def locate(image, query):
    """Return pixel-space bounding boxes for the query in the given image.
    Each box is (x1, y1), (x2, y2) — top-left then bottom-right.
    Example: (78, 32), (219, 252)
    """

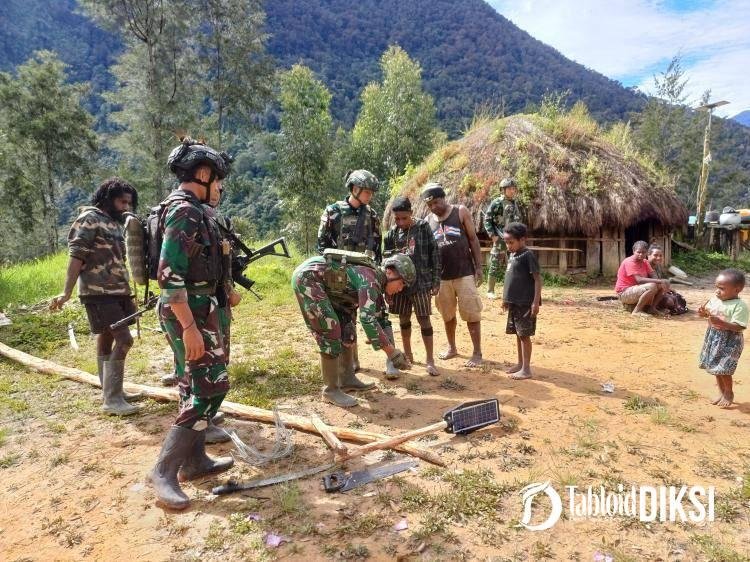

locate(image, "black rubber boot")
(101, 360), (140, 416)
(178, 428), (234, 481)
(148, 425), (195, 509)
(339, 346), (375, 391)
(321, 353), (357, 407)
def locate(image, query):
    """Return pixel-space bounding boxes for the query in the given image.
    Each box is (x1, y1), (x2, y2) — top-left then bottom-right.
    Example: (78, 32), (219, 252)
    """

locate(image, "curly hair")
(719, 268), (746, 289)
(504, 222), (528, 240)
(90, 177), (138, 212)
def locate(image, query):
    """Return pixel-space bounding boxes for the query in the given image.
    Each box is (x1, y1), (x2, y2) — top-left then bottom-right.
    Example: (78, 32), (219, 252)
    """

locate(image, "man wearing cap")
(384, 196), (441, 376)
(422, 183), (484, 367)
(484, 178), (523, 298)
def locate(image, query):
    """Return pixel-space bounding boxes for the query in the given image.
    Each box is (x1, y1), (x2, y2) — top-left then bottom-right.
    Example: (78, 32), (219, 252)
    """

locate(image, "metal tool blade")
(212, 462), (335, 495)
(340, 460), (418, 492)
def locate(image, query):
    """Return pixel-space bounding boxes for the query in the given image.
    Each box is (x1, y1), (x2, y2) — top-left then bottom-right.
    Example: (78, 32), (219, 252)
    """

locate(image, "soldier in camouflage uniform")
(483, 178), (524, 298)
(317, 169), (394, 376)
(148, 138), (235, 510)
(292, 251), (413, 407)
(51, 177), (142, 416)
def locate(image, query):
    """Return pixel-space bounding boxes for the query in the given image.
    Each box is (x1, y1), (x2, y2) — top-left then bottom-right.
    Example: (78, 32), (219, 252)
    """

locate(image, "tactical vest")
(155, 192), (222, 289)
(322, 249), (378, 306)
(337, 200), (376, 256)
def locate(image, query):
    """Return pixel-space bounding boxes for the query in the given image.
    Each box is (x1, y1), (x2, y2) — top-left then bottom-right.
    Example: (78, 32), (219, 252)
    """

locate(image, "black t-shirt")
(502, 248), (540, 305)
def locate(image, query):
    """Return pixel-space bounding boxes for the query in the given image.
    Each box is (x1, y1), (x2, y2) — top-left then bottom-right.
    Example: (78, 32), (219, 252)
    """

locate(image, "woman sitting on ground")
(647, 245), (688, 315)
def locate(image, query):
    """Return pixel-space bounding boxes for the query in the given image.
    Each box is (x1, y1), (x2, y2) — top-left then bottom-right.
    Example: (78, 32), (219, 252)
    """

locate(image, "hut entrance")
(625, 221), (651, 256)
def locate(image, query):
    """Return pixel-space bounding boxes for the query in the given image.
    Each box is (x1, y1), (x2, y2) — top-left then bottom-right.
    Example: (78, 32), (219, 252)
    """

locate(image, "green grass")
(0, 252), (68, 309)
(673, 250), (750, 276)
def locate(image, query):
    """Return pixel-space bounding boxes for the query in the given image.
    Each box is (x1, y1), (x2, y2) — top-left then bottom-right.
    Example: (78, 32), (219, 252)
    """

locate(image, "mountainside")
(265, 0), (646, 132)
(732, 110), (750, 128)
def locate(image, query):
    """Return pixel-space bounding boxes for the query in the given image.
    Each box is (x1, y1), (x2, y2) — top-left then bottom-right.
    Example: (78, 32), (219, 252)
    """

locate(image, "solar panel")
(443, 399), (500, 435)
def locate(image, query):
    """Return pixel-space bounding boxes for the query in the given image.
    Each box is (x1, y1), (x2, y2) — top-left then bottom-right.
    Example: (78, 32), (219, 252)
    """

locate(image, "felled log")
(0, 341), (444, 465)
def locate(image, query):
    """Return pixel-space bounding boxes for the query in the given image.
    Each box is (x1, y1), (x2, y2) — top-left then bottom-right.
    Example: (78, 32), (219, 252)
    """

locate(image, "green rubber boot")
(321, 353), (357, 408)
(339, 346), (375, 391)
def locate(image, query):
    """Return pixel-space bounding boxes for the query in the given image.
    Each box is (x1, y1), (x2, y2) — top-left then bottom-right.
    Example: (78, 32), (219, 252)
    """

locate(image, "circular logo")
(520, 481), (563, 531)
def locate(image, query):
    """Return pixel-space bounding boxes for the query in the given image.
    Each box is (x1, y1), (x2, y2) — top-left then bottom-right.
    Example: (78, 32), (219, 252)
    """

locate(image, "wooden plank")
(527, 246), (582, 252)
(586, 238), (601, 274)
(0, 341), (445, 466)
(601, 227), (620, 276)
(558, 240), (568, 274)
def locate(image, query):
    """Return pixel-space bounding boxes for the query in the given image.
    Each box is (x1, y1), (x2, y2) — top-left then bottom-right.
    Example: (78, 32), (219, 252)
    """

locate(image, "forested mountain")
(264, 0), (647, 133)
(732, 111), (750, 128)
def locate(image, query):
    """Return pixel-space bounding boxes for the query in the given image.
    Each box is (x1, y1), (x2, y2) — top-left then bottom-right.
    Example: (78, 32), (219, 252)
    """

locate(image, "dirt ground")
(1, 278), (750, 562)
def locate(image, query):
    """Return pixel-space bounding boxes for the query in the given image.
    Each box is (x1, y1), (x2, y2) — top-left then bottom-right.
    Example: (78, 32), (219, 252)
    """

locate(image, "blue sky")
(488, 0), (750, 117)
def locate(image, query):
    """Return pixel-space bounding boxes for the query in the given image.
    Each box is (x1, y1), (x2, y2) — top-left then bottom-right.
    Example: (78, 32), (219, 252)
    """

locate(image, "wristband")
(182, 320), (195, 331)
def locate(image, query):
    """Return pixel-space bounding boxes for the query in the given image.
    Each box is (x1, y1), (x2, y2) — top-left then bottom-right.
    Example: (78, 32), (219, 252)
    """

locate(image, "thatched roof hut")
(387, 108), (688, 275)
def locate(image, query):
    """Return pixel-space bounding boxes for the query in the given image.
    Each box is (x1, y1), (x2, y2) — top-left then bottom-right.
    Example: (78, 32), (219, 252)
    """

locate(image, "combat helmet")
(344, 169), (379, 192)
(500, 177), (517, 189)
(167, 137), (233, 185)
(383, 254), (416, 287)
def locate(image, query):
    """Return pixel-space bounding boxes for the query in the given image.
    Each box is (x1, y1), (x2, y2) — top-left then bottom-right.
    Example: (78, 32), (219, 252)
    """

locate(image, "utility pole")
(695, 100), (729, 241)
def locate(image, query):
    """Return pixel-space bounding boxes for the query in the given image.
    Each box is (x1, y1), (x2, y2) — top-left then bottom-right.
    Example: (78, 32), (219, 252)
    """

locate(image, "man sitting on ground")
(614, 240), (670, 316)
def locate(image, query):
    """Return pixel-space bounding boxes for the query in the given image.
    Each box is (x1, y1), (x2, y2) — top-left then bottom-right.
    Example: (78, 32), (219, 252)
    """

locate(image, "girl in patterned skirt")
(698, 269), (748, 408)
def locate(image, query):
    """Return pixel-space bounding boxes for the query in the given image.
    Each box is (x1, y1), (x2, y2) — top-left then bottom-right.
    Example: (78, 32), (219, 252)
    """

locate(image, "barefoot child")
(384, 196), (441, 376)
(502, 223), (542, 380)
(698, 268), (748, 408)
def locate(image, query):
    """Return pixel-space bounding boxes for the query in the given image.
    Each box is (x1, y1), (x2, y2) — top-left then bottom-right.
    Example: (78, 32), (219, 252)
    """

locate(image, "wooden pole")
(0, 341), (444, 466)
(310, 413), (348, 456)
(339, 421), (449, 463)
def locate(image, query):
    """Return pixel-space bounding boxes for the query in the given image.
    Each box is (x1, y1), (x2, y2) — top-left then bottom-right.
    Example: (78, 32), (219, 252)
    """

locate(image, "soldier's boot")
(321, 353), (357, 408)
(178, 427), (234, 482)
(161, 371), (178, 386)
(383, 326), (403, 380)
(352, 343), (361, 373)
(204, 419), (231, 444)
(98, 354), (142, 400)
(339, 346), (375, 391)
(148, 425), (194, 510)
(486, 276), (497, 299)
(102, 360), (141, 416)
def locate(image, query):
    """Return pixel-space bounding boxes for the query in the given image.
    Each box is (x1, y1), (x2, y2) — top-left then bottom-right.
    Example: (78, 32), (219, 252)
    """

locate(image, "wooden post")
(586, 237), (601, 275)
(601, 227), (620, 276)
(558, 240), (568, 274)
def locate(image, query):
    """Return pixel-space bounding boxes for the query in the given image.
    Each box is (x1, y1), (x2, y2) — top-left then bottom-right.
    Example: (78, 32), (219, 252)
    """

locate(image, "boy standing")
(502, 223), (542, 380)
(384, 196), (441, 376)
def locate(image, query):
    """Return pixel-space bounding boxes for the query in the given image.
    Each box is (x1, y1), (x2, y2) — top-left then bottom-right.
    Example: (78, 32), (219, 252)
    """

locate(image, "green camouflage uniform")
(291, 256), (392, 356)
(317, 197), (382, 263)
(68, 206), (132, 297)
(483, 196), (523, 280)
(157, 191), (228, 428)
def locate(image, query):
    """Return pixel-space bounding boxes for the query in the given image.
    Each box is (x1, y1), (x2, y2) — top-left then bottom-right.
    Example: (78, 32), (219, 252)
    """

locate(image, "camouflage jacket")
(317, 197), (382, 264)
(483, 197), (523, 237)
(297, 256), (391, 350)
(67, 206), (131, 297)
(157, 191), (222, 304)
(383, 218), (440, 294)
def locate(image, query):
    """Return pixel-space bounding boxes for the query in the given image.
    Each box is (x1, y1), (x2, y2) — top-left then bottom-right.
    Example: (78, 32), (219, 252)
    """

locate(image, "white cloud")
(488, 0), (750, 116)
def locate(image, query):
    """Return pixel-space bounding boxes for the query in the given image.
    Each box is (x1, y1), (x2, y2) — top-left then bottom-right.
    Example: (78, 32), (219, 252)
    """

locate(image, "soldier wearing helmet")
(148, 137), (235, 510)
(292, 249), (412, 407)
(483, 177), (523, 298)
(317, 169), (384, 376)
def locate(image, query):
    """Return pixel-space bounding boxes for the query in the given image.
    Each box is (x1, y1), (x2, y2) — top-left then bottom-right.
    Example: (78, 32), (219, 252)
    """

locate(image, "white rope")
(224, 407), (294, 466)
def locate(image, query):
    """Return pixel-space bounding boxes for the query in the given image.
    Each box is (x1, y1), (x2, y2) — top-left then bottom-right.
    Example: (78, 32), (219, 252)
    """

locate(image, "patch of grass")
(340, 543), (370, 560)
(0, 251), (68, 309)
(531, 541), (554, 560)
(50, 453), (70, 467)
(650, 406), (671, 425)
(0, 452), (20, 468)
(228, 347), (319, 408)
(412, 512), (452, 541)
(0, 304), (88, 355)
(204, 520), (229, 551)
(339, 513), (387, 536)
(228, 513), (262, 536)
(673, 250), (750, 277)
(272, 482), (306, 516)
(690, 534), (750, 562)
(0, 427), (8, 446)
(404, 380), (424, 394)
(624, 395), (662, 412)
(439, 377), (466, 391)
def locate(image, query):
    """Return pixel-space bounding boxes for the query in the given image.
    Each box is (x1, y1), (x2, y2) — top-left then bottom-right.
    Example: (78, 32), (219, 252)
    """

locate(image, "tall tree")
(351, 45), (439, 207)
(194, 0), (274, 147)
(0, 51), (97, 256)
(80, 0), (200, 201)
(274, 64), (336, 253)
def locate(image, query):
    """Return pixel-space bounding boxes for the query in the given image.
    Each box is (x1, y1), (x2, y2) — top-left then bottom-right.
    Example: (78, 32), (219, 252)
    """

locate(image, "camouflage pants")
(159, 295), (229, 428)
(292, 269), (356, 357)
(488, 238), (508, 280)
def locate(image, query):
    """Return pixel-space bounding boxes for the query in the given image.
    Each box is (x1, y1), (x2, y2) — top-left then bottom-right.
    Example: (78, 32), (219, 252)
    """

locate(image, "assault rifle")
(109, 237), (291, 331)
